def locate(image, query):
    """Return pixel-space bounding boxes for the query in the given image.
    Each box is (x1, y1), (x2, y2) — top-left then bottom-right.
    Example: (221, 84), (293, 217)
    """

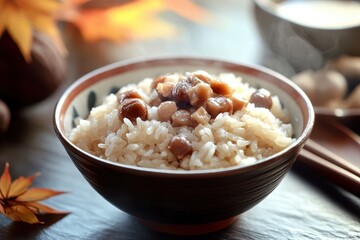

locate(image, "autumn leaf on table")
(0, 0), (66, 61)
(0, 163), (68, 224)
(56, 0), (211, 42)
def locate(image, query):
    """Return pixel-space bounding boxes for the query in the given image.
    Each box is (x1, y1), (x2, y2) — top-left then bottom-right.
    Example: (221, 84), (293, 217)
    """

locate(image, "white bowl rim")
(53, 56), (315, 177)
(254, 0), (360, 31)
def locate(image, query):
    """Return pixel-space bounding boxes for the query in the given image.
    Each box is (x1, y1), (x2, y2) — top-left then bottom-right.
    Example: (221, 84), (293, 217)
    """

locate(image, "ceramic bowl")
(53, 57), (314, 235)
(253, 0), (360, 71)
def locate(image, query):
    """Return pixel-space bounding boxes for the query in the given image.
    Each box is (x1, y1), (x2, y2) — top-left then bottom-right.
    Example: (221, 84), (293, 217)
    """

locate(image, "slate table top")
(1, 1), (359, 239)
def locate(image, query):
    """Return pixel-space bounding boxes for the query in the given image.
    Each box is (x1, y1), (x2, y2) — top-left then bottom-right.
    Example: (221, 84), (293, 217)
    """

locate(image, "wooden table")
(1, 1), (359, 239)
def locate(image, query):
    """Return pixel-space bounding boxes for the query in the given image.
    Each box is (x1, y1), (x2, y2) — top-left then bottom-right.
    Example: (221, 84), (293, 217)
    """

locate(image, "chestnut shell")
(0, 31), (66, 108)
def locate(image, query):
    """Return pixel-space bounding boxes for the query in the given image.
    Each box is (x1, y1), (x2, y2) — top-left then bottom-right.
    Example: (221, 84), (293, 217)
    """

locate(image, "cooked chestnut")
(151, 76), (166, 89)
(188, 82), (213, 107)
(292, 70), (347, 107)
(168, 135), (192, 159)
(156, 81), (176, 99)
(230, 95), (248, 112)
(119, 98), (148, 122)
(172, 82), (191, 107)
(171, 109), (195, 127)
(205, 97), (233, 118)
(148, 90), (162, 107)
(184, 74), (202, 86)
(191, 107), (211, 125)
(192, 70), (213, 84)
(249, 88), (272, 109)
(210, 79), (233, 96)
(158, 101), (177, 122)
(117, 90), (142, 103)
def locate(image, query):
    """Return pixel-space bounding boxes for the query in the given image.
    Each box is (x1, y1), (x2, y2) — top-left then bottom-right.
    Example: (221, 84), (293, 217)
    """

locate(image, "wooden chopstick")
(304, 138), (360, 178)
(298, 149), (360, 197)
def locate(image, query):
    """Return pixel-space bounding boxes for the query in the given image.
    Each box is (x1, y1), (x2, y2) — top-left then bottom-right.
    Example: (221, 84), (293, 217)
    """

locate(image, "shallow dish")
(53, 57), (314, 235)
(315, 106), (360, 120)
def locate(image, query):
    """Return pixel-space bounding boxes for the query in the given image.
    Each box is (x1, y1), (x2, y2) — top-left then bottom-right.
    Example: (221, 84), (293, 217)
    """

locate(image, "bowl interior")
(56, 57), (313, 171)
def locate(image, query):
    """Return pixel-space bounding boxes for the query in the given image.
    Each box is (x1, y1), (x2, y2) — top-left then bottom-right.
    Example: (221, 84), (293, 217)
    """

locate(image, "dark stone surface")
(0, 1), (359, 239)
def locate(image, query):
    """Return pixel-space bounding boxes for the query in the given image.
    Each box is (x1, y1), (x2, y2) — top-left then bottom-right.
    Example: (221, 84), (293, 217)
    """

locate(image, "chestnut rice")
(69, 71), (295, 170)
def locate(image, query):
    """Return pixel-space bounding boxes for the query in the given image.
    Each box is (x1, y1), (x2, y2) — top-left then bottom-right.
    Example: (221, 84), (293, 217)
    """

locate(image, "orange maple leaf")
(56, 0), (210, 42)
(0, 163), (68, 224)
(0, 0), (65, 62)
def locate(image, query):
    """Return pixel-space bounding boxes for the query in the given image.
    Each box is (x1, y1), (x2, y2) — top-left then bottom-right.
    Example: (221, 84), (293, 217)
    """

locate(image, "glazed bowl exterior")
(54, 57), (314, 234)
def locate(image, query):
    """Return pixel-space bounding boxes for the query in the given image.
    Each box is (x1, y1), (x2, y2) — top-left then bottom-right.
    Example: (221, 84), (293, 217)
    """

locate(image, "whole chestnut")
(0, 100), (10, 133)
(0, 30), (66, 108)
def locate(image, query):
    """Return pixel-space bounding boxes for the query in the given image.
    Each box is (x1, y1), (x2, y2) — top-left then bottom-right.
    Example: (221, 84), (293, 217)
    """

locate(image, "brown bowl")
(53, 57), (314, 235)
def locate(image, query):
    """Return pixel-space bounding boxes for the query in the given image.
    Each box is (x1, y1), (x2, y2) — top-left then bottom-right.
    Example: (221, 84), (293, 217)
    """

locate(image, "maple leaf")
(0, 163), (68, 224)
(56, 0), (210, 42)
(0, 0), (65, 62)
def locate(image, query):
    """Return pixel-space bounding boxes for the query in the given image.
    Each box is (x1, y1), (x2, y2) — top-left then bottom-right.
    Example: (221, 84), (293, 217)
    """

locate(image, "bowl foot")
(137, 216), (238, 235)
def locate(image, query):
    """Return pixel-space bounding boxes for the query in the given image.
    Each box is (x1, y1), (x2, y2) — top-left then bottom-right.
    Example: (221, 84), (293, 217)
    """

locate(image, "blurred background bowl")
(53, 57), (314, 235)
(253, 0), (360, 72)
(253, 0), (360, 131)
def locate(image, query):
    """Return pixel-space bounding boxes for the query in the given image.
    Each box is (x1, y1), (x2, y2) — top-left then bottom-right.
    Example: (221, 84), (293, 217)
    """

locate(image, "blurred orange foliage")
(56, 0), (210, 42)
(0, 0), (209, 61)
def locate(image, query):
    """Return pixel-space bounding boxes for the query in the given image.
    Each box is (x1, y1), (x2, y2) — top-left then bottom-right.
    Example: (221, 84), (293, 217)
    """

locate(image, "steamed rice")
(69, 72), (295, 170)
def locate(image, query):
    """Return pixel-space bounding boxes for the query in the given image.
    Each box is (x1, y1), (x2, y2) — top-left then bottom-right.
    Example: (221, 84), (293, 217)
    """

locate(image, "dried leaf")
(0, 163), (68, 224)
(8, 174), (39, 198)
(5, 205), (42, 224)
(16, 188), (65, 202)
(15, 0), (59, 14)
(6, 5), (33, 61)
(0, 162), (11, 200)
(27, 13), (67, 55)
(0, 2), (8, 37)
(72, 7), (176, 42)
